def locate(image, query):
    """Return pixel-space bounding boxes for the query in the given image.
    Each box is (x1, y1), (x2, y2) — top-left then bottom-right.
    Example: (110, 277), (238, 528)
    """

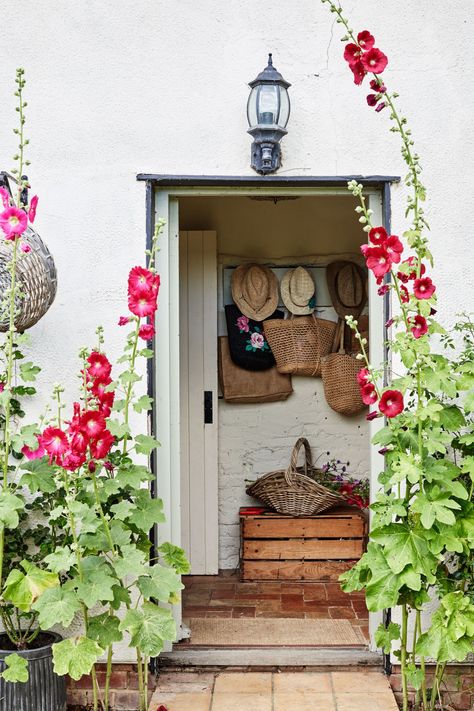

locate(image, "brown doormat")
(186, 617), (365, 647)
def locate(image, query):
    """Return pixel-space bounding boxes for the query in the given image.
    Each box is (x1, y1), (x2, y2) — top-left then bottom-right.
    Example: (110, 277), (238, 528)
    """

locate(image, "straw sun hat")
(280, 266), (316, 315)
(231, 263), (279, 321)
(326, 260), (367, 319)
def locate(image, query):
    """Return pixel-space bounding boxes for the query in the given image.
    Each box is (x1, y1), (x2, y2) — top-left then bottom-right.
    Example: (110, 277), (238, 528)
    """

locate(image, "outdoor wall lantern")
(247, 54), (291, 175)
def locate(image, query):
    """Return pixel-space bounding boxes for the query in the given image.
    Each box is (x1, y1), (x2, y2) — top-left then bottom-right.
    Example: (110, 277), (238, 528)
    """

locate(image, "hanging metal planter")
(0, 173), (57, 332)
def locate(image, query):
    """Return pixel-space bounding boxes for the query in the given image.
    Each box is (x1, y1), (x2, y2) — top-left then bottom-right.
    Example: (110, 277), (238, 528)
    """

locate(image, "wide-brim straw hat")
(326, 260), (367, 319)
(231, 263), (279, 321)
(280, 266), (316, 315)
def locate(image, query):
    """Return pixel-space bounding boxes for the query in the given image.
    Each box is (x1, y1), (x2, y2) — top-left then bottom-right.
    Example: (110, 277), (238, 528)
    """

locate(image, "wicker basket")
(321, 319), (365, 416)
(246, 437), (345, 516)
(263, 316), (336, 377)
(0, 226), (57, 332)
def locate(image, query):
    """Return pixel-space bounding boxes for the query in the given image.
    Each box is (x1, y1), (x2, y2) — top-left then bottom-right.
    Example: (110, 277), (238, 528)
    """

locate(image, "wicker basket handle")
(285, 437), (313, 486)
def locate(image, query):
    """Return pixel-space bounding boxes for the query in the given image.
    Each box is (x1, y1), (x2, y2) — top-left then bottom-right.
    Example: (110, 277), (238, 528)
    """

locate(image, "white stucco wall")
(0, 0), (471, 659)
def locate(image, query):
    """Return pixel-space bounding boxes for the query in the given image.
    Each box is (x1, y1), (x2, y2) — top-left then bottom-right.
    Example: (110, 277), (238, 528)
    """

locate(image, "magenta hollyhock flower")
(356, 368), (371, 386)
(70, 431), (89, 456)
(411, 315), (428, 339)
(79, 410), (107, 439)
(343, 43), (362, 65)
(20, 242), (31, 253)
(0, 206), (27, 239)
(128, 266), (160, 298)
(90, 429), (115, 460)
(369, 226), (388, 245)
(365, 246), (391, 278)
(0, 188), (10, 209)
(361, 383), (377, 405)
(22, 436), (46, 461)
(370, 78), (386, 93)
(28, 195), (38, 223)
(413, 277), (436, 300)
(118, 316), (130, 326)
(350, 60), (367, 85)
(384, 235), (403, 264)
(366, 94), (378, 107)
(138, 323), (155, 340)
(361, 48), (388, 74)
(128, 291), (157, 318)
(366, 410), (381, 421)
(87, 351), (112, 381)
(62, 451), (86, 471)
(400, 285), (410, 304)
(379, 389), (404, 418)
(357, 31), (375, 51)
(378, 284), (390, 296)
(40, 427), (69, 463)
(375, 101), (387, 112)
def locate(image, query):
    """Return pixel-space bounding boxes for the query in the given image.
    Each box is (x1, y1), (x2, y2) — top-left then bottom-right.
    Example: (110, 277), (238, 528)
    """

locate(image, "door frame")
(141, 174), (399, 652)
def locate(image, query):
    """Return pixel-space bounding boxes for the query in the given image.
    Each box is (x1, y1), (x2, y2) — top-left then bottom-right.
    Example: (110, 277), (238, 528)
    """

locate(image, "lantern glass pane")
(256, 84), (279, 125)
(278, 86), (290, 128)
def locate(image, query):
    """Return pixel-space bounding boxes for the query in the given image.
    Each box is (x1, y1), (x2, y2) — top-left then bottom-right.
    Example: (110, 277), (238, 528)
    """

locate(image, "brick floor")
(149, 671), (399, 710)
(182, 571), (369, 643)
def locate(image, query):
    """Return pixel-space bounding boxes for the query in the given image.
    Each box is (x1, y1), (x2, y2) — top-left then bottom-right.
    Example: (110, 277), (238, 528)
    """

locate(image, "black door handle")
(204, 391), (213, 424)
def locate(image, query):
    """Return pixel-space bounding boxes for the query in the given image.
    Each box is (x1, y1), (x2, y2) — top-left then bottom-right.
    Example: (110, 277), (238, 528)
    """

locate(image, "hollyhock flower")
(79, 410), (107, 439)
(138, 323), (155, 340)
(91, 378), (114, 417)
(366, 94), (378, 107)
(378, 284), (390, 296)
(0, 206), (27, 238)
(128, 266), (160, 298)
(128, 291), (157, 318)
(413, 277), (436, 300)
(237, 315), (250, 332)
(343, 43), (362, 65)
(378, 447), (390, 455)
(20, 242), (31, 253)
(370, 78), (386, 93)
(62, 451), (86, 471)
(379, 389), (404, 418)
(366, 410), (381, 421)
(90, 429), (115, 460)
(357, 31), (375, 51)
(384, 235), (403, 264)
(350, 60), (366, 85)
(365, 246), (391, 278)
(385, 318), (394, 328)
(104, 460), (114, 473)
(361, 48), (388, 74)
(41, 427), (69, 463)
(361, 383), (378, 405)
(118, 316), (130, 326)
(356, 368), (371, 386)
(250, 332), (265, 350)
(410, 315), (428, 339)
(28, 195), (38, 223)
(88, 461), (96, 474)
(22, 436), (45, 460)
(70, 431), (89, 456)
(369, 226), (388, 245)
(375, 102), (387, 113)
(87, 352), (112, 381)
(400, 285), (409, 303)
(0, 188), (10, 209)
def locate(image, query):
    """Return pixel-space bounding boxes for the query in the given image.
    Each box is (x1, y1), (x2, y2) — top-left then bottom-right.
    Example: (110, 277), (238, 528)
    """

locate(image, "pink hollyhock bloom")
(87, 351), (112, 381)
(40, 427), (69, 464)
(361, 48), (388, 74)
(384, 235), (403, 264)
(378, 284), (390, 296)
(250, 332), (265, 349)
(361, 383), (377, 405)
(20, 242), (31, 253)
(366, 94), (378, 107)
(368, 226), (388, 245)
(375, 102), (387, 112)
(0, 206), (27, 239)
(357, 31), (375, 51)
(118, 316), (130, 326)
(70, 431), (89, 456)
(28, 195), (38, 223)
(128, 291), (157, 318)
(413, 277), (436, 300)
(411, 315), (428, 339)
(343, 43), (362, 65)
(379, 389), (404, 418)
(237, 314), (250, 332)
(0, 188), (10, 209)
(79, 410), (107, 439)
(62, 451), (86, 471)
(90, 429), (115, 460)
(22, 436), (46, 460)
(356, 368), (371, 386)
(350, 60), (366, 85)
(138, 323), (155, 340)
(128, 266), (160, 298)
(400, 285), (410, 304)
(365, 246), (391, 278)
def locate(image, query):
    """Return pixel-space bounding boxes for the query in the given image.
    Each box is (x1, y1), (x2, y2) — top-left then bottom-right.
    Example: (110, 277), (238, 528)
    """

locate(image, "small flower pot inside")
(0, 631), (66, 711)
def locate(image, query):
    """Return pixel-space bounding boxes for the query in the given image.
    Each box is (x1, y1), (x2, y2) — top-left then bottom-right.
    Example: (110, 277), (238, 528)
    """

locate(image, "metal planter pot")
(0, 632), (66, 711)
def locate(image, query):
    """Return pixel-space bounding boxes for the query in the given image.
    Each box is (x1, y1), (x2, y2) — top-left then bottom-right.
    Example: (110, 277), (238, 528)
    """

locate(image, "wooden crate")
(240, 506), (367, 581)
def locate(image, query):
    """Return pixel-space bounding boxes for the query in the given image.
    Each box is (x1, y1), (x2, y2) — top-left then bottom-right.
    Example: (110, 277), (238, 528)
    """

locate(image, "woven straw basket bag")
(246, 437), (344, 516)
(321, 319), (364, 416)
(263, 315), (336, 377)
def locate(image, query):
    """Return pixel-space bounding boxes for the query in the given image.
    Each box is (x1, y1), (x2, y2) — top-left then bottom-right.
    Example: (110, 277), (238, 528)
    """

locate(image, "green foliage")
(52, 637), (103, 681)
(1, 653), (28, 683)
(3, 561), (58, 612)
(119, 602), (176, 657)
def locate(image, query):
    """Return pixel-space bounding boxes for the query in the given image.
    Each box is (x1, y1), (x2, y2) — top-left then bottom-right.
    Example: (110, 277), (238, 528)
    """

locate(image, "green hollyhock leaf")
(133, 395), (153, 413)
(20, 459), (56, 493)
(374, 622), (400, 654)
(464, 391), (474, 413)
(110, 584), (131, 611)
(405, 663), (424, 691)
(438, 405), (466, 431)
(109, 520), (132, 548)
(0, 491), (24, 529)
(116, 464), (153, 489)
(412, 491), (461, 529)
(44, 547), (76, 574)
(119, 370), (141, 385)
(134, 434), (160, 455)
(128, 490), (165, 531)
(3, 561), (58, 612)
(417, 399), (444, 422)
(461, 457), (474, 481)
(113, 544), (146, 578)
(19, 361), (41, 382)
(363, 544), (403, 611)
(76, 571), (116, 608)
(139, 348), (154, 358)
(372, 427), (395, 447)
(32, 587), (81, 629)
(110, 500), (135, 521)
(392, 453), (423, 485)
(159, 542), (191, 574)
(88, 613), (123, 647)
(68, 501), (100, 535)
(52, 637), (103, 680)
(1, 654), (28, 683)
(119, 601), (176, 656)
(370, 523), (437, 580)
(137, 564), (183, 602)
(11, 424), (40, 453)
(106, 419), (130, 438)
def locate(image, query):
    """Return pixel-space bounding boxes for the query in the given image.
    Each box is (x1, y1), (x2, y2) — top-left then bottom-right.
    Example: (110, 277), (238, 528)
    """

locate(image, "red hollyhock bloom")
(370, 78), (386, 93)
(91, 378), (115, 414)
(357, 31), (375, 51)
(41, 427), (69, 463)
(138, 323), (155, 340)
(87, 352), (112, 381)
(378, 284), (390, 296)
(410, 315), (428, 339)
(70, 431), (89, 455)
(400, 285), (409, 303)
(28, 195), (39, 223)
(22, 436), (45, 461)
(356, 368), (370, 386)
(361, 383), (377, 405)
(384, 235), (403, 264)
(90, 429), (115, 460)
(361, 48), (388, 74)
(118, 316), (130, 326)
(366, 94), (378, 107)
(379, 389), (404, 418)
(413, 277), (436, 300)
(369, 226), (388, 245)
(128, 266), (160, 298)
(62, 451), (86, 471)
(343, 43), (362, 65)
(79, 411), (107, 439)
(128, 291), (157, 318)
(350, 60), (367, 85)
(365, 246), (391, 278)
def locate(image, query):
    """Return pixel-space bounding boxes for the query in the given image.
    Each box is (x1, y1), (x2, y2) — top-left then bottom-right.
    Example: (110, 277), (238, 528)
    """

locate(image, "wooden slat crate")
(240, 506), (367, 581)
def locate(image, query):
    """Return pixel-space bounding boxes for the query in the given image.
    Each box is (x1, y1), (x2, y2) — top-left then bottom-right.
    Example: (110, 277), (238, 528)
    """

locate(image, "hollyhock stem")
(122, 322), (140, 456)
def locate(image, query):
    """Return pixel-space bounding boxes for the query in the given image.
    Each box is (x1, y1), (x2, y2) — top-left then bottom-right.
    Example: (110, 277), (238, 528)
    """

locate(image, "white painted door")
(179, 231), (219, 574)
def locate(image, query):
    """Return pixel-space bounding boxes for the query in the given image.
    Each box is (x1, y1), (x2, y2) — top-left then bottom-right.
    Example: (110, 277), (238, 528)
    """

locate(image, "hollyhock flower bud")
(368, 226), (388, 245)
(378, 447), (390, 455)
(357, 31), (375, 51)
(104, 460), (114, 472)
(88, 460), (96, 473)
(370, 79), (386, 93)
(361, 383), (378, 405)
(378, 284), (390, 296)
(413, 277), (436, 300)
(400, 285), (409, 304)
(366, 94), (378, 107)
(28, 195), (38, 223)
(20, 242), (31, 253)
(361, 48), (388, 74)
(410, 315), (428, 339)
(0, 206), (27, 239)
(0, 187), (10, 209)
(138, 323), (155, 340)
(375, 101), (387, 112)
(118, 316), (130, 326)
(366, 410), (381, 421)
(385, 318), (394, 328)
(379, 389), (404, 418)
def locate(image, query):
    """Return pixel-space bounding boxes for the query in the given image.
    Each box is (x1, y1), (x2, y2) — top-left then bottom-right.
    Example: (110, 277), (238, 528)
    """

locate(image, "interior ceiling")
(179, 195), (364, 258)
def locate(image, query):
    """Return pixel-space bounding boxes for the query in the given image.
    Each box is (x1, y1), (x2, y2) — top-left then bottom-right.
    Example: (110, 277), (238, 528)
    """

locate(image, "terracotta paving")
(149, 671), (399, 710)
(182, 571), (369, 643)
